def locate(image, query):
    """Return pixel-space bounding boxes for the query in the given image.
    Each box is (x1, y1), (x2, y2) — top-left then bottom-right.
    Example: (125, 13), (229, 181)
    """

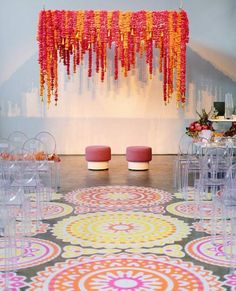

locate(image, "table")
(209, 115), (236, 122)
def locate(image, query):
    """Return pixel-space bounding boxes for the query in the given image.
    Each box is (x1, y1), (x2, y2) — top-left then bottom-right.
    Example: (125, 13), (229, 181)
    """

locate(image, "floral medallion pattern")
(28, 254), (224, 290)
(65, 186), (172, 212)
(0, 185), (230, 288)
(192, 220), (230, 235)
(52, 212), (191, 248)
(0, 238), (61, 270)
(16, 221), (50, 236)
(185, 236), (234, 268)
(28, 202), (73, 220)
(167, 201), (222, 219)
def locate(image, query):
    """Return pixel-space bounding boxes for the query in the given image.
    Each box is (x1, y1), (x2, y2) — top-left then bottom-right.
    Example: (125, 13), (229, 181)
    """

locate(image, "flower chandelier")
(37, 10), (189, 106)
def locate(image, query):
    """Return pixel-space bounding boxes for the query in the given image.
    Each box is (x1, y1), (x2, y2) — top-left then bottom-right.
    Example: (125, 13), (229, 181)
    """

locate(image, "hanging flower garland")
(37, 10), (189, 106)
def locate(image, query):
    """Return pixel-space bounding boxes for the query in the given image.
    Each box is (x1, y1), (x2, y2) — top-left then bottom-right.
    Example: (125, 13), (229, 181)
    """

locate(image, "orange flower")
(37, 10), (189, 106)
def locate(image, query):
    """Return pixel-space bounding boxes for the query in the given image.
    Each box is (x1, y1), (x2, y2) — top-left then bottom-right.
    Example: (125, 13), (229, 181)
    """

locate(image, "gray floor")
(59, 155), (175, 193)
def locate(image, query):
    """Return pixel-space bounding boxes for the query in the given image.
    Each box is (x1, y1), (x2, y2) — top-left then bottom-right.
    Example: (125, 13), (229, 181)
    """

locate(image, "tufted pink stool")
(126, 146), (152, 170)
(85, 145), (111, 170)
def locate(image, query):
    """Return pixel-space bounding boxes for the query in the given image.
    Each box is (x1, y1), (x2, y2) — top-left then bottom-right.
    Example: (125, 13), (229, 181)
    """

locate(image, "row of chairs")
(0, 131), (58, 289)
(174, 134), (236, 194)
(0, 131), (60, 190)
(174, 134), (236, 270)
(1, 131), (56, 156)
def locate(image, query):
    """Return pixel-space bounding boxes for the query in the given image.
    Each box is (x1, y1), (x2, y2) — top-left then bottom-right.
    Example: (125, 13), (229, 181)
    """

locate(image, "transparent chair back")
(0, 166), (29, 289)
(174, 134), (193, 192)
(0, 206), (17, 289)
(22, 138), (47, 156)
(221, 164), (236, 267)
(176, 135), (206, 199)
(35, 132), (60, 191)
(195, 146), (233, 238)
(0, 138), (10, 160)
(22, 138), (52, 215)
(178, 133), (194, 155)
(8, 131), (28, 153)
(35, 131), (56, 156)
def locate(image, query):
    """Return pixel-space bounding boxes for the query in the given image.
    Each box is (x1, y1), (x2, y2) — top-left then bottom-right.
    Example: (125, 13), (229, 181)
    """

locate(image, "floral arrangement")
(0, 152), (61, 162)
(37, 10), (189, 106)
(186, 109), (214, 138)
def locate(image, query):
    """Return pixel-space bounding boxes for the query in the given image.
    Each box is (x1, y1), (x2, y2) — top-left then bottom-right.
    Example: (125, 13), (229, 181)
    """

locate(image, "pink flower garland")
(37, 10), (189, 106)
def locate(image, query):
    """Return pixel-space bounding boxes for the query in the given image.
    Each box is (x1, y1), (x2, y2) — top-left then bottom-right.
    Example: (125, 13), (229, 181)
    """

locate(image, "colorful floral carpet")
(0, 186), (234, 290)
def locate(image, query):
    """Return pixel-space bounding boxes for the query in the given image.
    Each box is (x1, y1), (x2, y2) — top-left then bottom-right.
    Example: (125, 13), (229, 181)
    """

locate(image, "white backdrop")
(0, 0), (236, 154)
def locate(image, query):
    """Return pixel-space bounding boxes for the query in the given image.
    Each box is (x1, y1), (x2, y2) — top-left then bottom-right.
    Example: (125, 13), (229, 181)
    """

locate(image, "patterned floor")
(0, 186), (234, 290)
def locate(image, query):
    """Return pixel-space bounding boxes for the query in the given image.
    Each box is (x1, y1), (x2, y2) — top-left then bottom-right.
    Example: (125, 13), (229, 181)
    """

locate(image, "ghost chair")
(21, 138), (52, 222)
(7, 131), (28, 154)
(194, 146), (233, 241)
(35, 131), (60, 191)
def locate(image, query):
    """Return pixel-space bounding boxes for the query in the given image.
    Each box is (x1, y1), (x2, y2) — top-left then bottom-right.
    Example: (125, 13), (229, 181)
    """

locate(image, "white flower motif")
(90, 270), (161, 290)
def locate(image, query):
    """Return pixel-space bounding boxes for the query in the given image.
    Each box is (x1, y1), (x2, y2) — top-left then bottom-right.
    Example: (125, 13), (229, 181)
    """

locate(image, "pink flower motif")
(148, 205), (165, 214)
(0, 272), (27, 290)
(208, 243), (225, 257)
(74, 205), (91, 214)
(224, 273), (236, 290)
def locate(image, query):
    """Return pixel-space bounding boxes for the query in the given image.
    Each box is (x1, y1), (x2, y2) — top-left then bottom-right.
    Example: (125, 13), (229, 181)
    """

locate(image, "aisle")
(1, 184), (232, 290)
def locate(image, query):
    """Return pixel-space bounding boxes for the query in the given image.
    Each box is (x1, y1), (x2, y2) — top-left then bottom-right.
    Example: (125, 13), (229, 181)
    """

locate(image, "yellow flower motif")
(52, 212), (191, 248)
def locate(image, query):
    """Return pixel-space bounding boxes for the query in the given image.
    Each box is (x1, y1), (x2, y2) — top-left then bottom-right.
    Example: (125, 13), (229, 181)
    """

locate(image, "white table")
(209, 115), (236, 122)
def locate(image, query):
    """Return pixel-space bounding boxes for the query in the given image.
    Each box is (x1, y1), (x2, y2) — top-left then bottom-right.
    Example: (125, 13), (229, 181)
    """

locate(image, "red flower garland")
(37, 10), (189, 106)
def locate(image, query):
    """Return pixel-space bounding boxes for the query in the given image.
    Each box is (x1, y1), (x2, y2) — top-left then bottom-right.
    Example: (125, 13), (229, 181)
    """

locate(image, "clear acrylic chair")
(0, 138), (10, 161)
(194, 146), (233, 239)
(0, 206), (17, 290)
(0, 165), (29, 290)
(219, 164), (236, 261)
(35, 131), (60, 191)
(174, 133), (193, 193)
(23, 137), (52, 200)
(9, 157), (43, 229)
(21, 138), (52, 222)
(7, 131), (28, 154)
(1, 159), (31, 239)
(35, 131), (56, 156)
(178, 135), (208, 200)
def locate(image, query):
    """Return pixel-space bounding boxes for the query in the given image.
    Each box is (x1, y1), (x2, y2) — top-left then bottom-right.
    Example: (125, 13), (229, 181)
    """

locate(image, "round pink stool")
(85, 145), (111, 170)
(126, 146), (152, 170)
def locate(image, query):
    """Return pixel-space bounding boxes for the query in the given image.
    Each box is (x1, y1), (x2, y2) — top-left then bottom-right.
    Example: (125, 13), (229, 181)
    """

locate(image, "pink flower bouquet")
(186, 109), (214, 138)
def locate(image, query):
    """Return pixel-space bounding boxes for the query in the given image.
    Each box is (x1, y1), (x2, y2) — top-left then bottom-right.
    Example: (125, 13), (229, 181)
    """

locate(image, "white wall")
(0, 0), (236, 154)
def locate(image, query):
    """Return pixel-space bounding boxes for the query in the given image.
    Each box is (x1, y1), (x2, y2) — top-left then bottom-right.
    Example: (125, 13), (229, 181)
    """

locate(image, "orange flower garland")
(37, 10), (189, 106)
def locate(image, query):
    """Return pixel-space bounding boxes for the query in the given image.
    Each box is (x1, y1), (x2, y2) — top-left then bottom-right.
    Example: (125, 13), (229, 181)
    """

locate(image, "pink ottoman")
(126, 146), (152, 170)
(85, 145), (111, 170)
